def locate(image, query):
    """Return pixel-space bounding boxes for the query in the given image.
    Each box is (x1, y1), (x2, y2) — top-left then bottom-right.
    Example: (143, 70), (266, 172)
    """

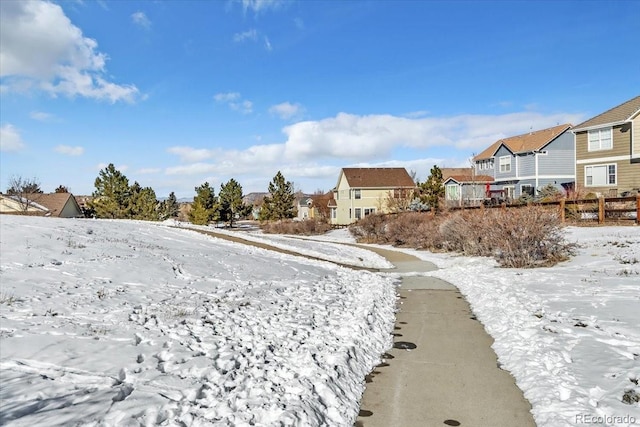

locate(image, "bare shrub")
(353, 206), (575, 268)
(261, 219), (332, 235)
(485, 206), (575, 268)
(349, 213), (389, 243)
(439, 210), (492, 256)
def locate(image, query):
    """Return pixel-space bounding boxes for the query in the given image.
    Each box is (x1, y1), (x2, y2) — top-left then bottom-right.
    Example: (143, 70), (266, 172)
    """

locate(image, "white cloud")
(163, 110), (584, 192)
(269, 102), (304, 120)
(0, 0), (139, 103)
(281, 111), (584, 160)
(214, 92), (253, 114)
(214, 92), (240, 102)
(293, 17), (304, 30)
(167, 146), (216, 163)
(233, 29), (258, 43)
(54, 145), (84, 156)
(131, 11), (151, 29)
(0, 124), (26, 152)
(30, 111), (54, 121)
(165, 163), (218, 176)
(264, 37), (272, 51)
(238, 0), (285, 14)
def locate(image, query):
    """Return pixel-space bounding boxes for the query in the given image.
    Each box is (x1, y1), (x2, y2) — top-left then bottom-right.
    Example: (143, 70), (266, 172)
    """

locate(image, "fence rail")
(449, 195), (640, 225)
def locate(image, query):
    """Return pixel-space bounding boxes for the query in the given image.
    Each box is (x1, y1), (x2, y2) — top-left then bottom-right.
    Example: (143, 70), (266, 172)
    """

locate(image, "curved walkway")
(354, 245), (535, 427)
(184, 227), (535, 427)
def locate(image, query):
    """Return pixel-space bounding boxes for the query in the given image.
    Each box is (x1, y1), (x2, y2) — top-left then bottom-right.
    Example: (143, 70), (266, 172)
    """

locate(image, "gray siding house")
(473, 124), (575, 199)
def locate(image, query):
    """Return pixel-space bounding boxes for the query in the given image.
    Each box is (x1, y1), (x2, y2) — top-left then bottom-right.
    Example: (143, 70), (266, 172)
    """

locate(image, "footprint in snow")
(112, 383), (134, 402)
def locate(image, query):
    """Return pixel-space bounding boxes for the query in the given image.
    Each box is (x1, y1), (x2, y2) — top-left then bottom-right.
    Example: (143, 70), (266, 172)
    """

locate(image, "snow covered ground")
(0, 216), (396, 426)
(1, 216), (639, 426)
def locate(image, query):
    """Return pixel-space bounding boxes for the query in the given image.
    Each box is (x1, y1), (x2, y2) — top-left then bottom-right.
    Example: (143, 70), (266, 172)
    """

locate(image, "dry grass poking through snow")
(350, 206), (576, 268)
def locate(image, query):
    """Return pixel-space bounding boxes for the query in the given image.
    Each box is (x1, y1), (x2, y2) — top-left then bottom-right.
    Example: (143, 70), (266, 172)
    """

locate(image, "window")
(588, 127), (613, 151)
(355, 208), (362, 220)
(499, 156), (511, 173)
(331, 208), (336, 219)
(446, 184), (460, 200)
(503, 186), (515, 200)
(354, 189), (361, 199)
(521, 184), (535, 197)
(585, 164), (617, 186)
(364, 208), (376, 216)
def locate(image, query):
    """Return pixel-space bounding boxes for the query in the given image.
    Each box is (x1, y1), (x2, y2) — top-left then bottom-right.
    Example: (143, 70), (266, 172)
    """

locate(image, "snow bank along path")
(0, 216), (398, 426)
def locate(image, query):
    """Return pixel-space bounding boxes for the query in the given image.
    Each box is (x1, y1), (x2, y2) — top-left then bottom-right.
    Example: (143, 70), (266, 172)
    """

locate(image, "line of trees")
(188, 171), (297, 225)
(88, 164), (179, 221)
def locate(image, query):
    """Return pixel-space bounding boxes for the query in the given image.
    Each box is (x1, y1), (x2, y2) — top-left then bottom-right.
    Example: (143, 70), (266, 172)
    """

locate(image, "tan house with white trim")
(330, 168), (416, 225)
(572, 95), (640, 196)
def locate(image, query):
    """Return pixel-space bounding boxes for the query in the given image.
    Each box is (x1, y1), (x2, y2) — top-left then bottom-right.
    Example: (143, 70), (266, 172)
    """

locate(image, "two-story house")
(572, 95), (640, 196)
(473, 124), (575, 200)
(330, 167), (416, 225)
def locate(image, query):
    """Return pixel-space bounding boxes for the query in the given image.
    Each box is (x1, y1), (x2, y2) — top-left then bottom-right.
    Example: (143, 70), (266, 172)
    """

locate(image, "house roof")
(445, 175), (494, 184)
(474, 123), (572, 160)
(0, 194), (49, 213)
(441, 168), (474, 181)
(572, 95), (640, 132)
(340, 168), (415, 188)
(26, 193), (82, 217)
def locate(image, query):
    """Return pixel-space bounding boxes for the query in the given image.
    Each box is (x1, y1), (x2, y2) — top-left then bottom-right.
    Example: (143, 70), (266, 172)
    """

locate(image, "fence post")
(636, 194), (640, 225)
(559, 199), (566, 224)
(598, 196), (605, 224)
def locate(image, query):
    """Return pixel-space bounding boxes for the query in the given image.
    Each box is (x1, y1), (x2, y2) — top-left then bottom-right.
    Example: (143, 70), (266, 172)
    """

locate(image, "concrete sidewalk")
(355, 246), (535, 427)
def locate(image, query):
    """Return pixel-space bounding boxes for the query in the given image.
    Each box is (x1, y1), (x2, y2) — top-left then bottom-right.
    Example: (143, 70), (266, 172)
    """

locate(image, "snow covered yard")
(0, 216), (397, 426)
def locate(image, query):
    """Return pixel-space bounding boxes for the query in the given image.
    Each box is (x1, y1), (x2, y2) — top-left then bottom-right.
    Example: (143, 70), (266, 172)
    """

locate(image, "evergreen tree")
(259, 171), (296, 221)
(189, 182), (219, 225)
(159, 192), (180, 220)
(90, 163), (130, 218)
(419, 165), (445, 212)
(219, 179), (251, 227)
(128, 182), (160, 221)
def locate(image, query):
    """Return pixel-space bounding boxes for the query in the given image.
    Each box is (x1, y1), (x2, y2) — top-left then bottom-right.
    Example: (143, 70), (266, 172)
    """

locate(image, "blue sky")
(1, 0), (639, 198)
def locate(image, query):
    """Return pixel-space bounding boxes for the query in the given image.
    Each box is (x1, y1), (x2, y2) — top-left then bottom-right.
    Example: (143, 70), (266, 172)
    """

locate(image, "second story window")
(354, 189), (361, 199)
(499, 156), (511, 173)
(588, 127), (613, 151)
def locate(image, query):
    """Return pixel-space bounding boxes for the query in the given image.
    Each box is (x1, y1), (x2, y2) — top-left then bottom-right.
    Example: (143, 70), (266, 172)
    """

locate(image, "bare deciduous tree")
(5, 175), (44, 213)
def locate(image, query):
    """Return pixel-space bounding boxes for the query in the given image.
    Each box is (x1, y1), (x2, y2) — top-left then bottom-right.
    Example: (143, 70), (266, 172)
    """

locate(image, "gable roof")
(26, 193), (82, 217)
(474, 123), (572, 160)
(0, 194), (49, 213)
(572, 95), (640, 132)
(339, 168), (415, 188)
(444, 175), (494, 184)
(441, 168), (475, 181)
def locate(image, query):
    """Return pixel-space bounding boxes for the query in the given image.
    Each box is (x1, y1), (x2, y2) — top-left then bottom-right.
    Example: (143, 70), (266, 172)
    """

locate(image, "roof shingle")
(474, 123), (572, 160)
(341, 168), (415, 188)
(572, 95), (640, 131)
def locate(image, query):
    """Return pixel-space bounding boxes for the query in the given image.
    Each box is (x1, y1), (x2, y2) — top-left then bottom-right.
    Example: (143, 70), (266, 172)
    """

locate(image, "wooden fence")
(449, 195), (640, 225)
